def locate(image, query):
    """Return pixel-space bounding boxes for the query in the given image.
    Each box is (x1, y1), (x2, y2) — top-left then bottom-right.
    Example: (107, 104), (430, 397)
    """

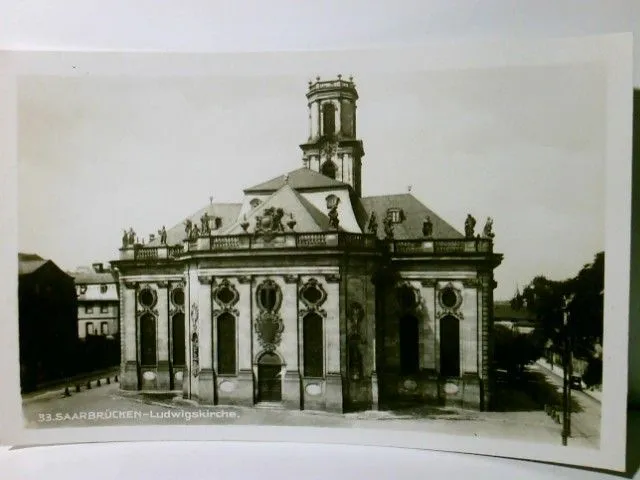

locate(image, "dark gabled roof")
(359, 193), (463, 240)
(18, 253), (71, 280)
(146, 202), (243, 247)
(18, 253), (48, 275)
(494, 301), (537, 321)
(244, 167), (350, 193)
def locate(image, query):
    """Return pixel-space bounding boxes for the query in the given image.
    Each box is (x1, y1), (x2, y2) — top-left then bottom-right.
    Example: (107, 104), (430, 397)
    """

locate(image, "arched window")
(321, 160), (337, 179)
(140, 313), (157, 366)
(440, 315), (460, 377)
(322, 102), (336, 136)
(303, 312), (324, 377)
(172, 313), (185, 366)
(250, 198), (262, 209)
(399, 314), (419, 374)
(217, 312), (237, 375)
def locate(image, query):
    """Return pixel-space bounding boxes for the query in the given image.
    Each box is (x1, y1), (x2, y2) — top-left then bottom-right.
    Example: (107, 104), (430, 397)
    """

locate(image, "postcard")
(0, 33), (632, 471)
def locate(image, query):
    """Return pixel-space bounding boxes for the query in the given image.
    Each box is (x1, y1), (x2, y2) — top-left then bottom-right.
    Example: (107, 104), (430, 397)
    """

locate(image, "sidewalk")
(536, 359), (601, 402)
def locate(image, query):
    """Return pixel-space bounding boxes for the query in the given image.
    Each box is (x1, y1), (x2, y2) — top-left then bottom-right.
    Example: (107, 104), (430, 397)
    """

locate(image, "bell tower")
(300, 75), (365, 197)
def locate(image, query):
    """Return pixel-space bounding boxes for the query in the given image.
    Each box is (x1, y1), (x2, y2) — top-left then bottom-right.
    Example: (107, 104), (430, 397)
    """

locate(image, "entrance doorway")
(257, 352), (282, 402)
(439, 315), (460, 377)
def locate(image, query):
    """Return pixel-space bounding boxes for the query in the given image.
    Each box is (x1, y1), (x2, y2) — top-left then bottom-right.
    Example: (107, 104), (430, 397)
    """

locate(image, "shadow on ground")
(492, 369), (584, 414)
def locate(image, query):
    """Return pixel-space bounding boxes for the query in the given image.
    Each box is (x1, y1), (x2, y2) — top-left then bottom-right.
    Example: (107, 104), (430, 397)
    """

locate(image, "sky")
(17, 61), (606, 301)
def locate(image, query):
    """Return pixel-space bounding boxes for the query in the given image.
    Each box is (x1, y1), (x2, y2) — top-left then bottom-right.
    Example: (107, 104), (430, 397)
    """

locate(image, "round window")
(302, 285), (322, 305)
(216, 286), (235, 305)
(171, 288), (185, 306)
(139, 288), (156, 308)
(440, 287), (458, 309)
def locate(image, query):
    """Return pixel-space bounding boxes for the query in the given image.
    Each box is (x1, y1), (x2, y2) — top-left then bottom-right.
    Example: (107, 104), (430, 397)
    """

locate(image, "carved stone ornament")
(436, 282), (463, 320)
(190, 302), (200, 378)
(198, 275), (213, 285)
(254, 279), (285, 351)
(284, 274), (298, 284)
(254, 311), (285, 352)
(212, 279), (240, 317)
(322, 141), (337, 159)
(299, 278), (328, 319)
(237, 275), (252, 284)
(137, 285), (158, 312)
(420, 279), (437, 288)
(254, 206), (285, 241)
(156, 280), (169, 288)
(169, 285), (186, 317)
(123, 281), (136, 289)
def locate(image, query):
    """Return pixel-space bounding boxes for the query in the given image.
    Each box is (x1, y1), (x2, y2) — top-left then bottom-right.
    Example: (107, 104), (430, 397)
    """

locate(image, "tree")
(493, 324), (545, 378)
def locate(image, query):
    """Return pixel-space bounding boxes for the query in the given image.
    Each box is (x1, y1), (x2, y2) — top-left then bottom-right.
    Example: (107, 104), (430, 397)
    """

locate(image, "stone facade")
(111, 77), (503, 413)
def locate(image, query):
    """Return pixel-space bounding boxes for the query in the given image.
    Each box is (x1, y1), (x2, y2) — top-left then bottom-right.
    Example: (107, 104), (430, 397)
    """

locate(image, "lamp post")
(561, 294), (574, 446)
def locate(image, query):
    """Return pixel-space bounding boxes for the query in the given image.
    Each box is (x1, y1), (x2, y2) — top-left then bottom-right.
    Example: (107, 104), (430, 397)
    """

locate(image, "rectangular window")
(85, 323), (95, 336)
(101, 322), (109, 335)
(217, 313), (237, 375)
(85, 304), (93, 314)
(140, 313), (157, 366)
(100, 304), (109, 313)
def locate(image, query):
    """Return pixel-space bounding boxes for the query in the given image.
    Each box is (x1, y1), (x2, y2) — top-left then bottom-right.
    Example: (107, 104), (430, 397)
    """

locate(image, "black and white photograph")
(0, 33), (632, 472)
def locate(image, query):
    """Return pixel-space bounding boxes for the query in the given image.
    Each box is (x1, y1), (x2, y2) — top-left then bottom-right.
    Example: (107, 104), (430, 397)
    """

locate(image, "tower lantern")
(299, 75), (365, 197)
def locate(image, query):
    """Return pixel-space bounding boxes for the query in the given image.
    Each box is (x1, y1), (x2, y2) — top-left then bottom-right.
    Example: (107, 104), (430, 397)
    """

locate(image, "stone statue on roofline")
(367, 211), (378, 235)
(184, 219), (193, 237)
(328, 199), (340, 230)
(127, 228), (136, 246)
(464, 214), (476, 239)
(383, 214), (394, 240)
(482, 217), (495, 239)
(191, 223), (200, 241)
(122, 229), (128, 248)
(159, 226), (167, 245)
(201, 212), (211, 234)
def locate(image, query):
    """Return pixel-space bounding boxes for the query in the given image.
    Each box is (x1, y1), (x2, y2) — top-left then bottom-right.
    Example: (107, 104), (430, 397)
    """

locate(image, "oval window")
(139, 288), (156, 308)
(440, 287), (458, 309)
(171, 288), (185, 306)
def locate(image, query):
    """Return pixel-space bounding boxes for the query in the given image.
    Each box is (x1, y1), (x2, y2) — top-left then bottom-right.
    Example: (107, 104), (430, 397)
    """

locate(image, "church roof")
(146, 202), (242, 247)
(71, 270), (117, 285)
(359, 194), (463, 240)
(244, 167), (350, 193)
(224, 184), (335, 235)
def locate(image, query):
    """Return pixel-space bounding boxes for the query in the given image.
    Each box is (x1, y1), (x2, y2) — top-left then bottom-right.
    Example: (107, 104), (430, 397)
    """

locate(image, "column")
(317, 101), (322, 137)
(335, 100), (341, 134)
(197, 275), (214, 403)
(156, 282), (171, 390)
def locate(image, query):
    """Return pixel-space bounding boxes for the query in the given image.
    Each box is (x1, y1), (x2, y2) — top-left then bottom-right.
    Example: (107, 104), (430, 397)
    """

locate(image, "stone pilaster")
(156, 281), (171, 390)
(197, 275), (214, 404)
(121, 281), (138, 390)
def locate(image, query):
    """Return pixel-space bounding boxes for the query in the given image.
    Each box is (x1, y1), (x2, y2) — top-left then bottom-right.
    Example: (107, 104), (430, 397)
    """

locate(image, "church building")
(112, 76), (503, 412)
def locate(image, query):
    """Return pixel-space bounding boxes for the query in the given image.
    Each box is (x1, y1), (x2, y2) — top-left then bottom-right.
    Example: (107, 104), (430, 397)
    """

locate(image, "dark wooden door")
(258, 364), (282, 402)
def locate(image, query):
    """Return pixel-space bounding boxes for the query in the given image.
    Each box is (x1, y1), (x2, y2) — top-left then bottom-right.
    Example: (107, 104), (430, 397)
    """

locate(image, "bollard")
(106, 377), (111, 385)
(64, 386), (71, 397)
(75, 385), (81, 393)
(87, 381), (92, 389)
(97, 379), (101, 387)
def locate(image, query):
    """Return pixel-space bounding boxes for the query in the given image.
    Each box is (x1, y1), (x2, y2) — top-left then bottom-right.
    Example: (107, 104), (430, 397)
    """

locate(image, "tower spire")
(299, 75), (365, 197)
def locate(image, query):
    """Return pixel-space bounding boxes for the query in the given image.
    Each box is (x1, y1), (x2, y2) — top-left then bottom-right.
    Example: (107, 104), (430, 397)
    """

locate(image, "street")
(22, 368), (599, 448)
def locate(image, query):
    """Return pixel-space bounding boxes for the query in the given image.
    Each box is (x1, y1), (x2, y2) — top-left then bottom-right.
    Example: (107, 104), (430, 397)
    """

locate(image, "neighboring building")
(494, 301), (537, 335)
(71, 263), (119, 340)
(18, 253), (78, 392)
(112, 77), (503, 412)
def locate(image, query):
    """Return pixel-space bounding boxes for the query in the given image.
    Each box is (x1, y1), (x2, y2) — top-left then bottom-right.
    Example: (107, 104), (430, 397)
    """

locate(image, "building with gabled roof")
(18, 253), (78, 392)
(112, 76), (503, 412)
